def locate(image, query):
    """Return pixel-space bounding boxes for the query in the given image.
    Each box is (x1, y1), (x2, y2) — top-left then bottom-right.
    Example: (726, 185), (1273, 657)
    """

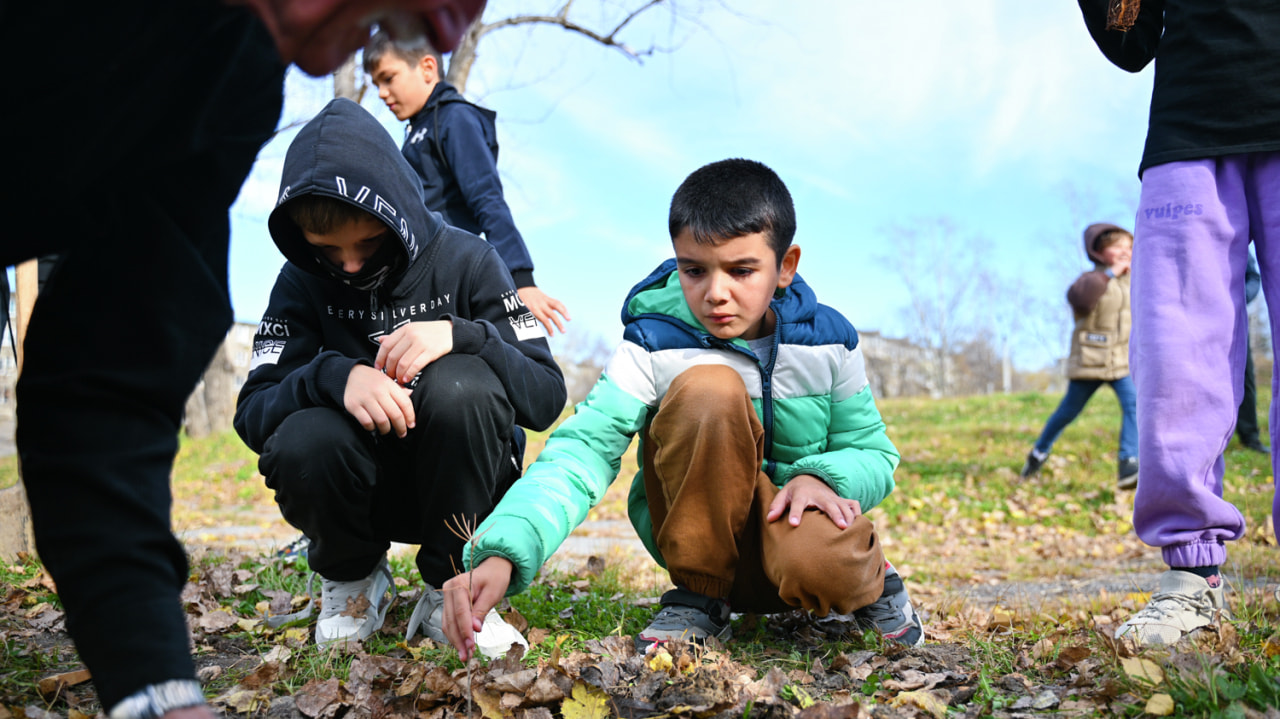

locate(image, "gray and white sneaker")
(634, 588), (732, 652)
(407, 585), (529, 659)
(851, 561), (924, 646)
(315, 556), (394, 646)
(1115, 570), (1229, 647)
(406, 586), (447, 644)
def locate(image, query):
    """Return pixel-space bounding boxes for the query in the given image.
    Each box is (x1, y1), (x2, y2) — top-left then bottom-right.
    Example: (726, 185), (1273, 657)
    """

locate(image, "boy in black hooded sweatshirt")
(233, 98), (566, 651)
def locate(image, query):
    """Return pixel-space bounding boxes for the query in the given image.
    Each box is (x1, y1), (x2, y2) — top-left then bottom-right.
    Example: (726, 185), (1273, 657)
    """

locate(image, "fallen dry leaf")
(561, 681), (611, 719)
(796, 701), (871, 719)
(294, 678), (351, 719)
(472, 688), (505, 719)
(37, 669), (92, 700)
(1145, 692), (1175, 716)
(239, 661), (279, 690)
(340, 593), (372, 618)
(889, 689), (949, 719)
(1119, 656), (1164, 686)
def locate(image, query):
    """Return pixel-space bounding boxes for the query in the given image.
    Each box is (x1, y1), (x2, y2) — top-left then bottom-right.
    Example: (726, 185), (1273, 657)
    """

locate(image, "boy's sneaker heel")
(634, 588), (732, 652)
(315, 555), (396, 646)
(852, 561), (924, 647)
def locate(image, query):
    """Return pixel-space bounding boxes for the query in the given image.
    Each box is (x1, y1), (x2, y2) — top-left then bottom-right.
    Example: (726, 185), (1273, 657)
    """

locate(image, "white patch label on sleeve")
(510, 312), (543, 341)
(249, 339), (286, 370)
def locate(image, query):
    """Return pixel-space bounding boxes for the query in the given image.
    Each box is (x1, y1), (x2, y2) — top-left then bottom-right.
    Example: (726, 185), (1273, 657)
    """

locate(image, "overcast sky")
(226, 1), (1155, 369)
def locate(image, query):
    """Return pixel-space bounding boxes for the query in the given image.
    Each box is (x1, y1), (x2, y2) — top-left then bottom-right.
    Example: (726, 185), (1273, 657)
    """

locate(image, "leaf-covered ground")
(2, 391), (1279, 718)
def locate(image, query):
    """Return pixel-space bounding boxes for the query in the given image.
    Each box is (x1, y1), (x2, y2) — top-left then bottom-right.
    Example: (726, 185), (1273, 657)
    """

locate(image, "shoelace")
(649, 604), (714, 629)
(320, 578), (378, 619)
(853, 596), (900, 629)
(262, 563), (397, 629)
(1139, 590), (1213, 622)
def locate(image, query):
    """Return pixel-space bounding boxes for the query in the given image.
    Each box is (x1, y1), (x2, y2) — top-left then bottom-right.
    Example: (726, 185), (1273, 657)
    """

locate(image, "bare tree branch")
(474, 1), (666, 62)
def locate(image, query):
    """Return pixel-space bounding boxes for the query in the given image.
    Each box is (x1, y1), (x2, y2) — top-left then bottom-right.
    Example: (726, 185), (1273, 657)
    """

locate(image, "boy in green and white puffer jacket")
(440, 158), (922, 658)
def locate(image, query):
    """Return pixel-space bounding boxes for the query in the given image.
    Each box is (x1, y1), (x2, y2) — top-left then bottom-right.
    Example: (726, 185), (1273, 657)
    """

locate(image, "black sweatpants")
(259, 354), (520, 587)
(3, 0), (284, 710)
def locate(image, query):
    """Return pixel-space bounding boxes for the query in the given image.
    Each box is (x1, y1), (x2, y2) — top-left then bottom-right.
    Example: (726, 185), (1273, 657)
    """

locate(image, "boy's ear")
(776, 245), (801, 290)
(419, 54), (440, 82)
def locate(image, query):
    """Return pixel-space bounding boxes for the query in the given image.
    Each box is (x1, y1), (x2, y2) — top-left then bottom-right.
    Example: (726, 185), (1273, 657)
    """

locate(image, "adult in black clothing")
(1236, 252), (1268, 453)
(0, 2), (483, 718)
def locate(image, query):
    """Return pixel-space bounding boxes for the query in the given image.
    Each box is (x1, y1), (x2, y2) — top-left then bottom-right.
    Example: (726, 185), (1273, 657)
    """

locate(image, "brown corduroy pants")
(642, 365), (886, 616)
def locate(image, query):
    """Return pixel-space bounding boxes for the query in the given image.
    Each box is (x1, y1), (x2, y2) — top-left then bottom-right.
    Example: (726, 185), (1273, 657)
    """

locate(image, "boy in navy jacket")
(363, 30), (571, 336)
(234, 98), (566, 649)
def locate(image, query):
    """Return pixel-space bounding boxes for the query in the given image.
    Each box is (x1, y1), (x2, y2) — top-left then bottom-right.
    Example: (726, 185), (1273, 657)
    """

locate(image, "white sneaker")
(406, 586), (447, 644)
(1115, 570), (1229, 647)
(407, 585), (528, 659)
(315, 556), (394, 646)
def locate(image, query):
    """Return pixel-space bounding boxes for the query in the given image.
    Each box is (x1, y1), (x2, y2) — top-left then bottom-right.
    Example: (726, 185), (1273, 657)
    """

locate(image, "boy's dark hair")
(1093, 228), (1133, 253)
(285, 195), (375, 235)
(668, 158), (797, 265)
(362, 29), (444, 78)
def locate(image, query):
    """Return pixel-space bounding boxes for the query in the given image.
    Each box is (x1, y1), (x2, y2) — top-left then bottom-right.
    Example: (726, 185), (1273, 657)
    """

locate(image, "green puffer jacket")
(465, 259), (901, 594)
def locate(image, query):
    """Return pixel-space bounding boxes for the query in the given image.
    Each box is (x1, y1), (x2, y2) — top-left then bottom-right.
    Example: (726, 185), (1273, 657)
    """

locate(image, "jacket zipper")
(698, 304), (783, 477)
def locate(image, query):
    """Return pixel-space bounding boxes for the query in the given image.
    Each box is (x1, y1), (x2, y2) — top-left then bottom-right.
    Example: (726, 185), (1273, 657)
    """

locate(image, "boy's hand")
(441, 557), (514, 662)
(766, 474), (862, 529)
(375, 320), (453, 386)
(344, 364), (416, 437)
(1111, 257), (1132, 276)
(517, 286), (571, 337)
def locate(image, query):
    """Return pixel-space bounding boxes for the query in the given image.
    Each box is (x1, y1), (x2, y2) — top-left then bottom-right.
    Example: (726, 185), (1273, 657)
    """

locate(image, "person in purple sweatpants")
(1077, 0), (1280, 647)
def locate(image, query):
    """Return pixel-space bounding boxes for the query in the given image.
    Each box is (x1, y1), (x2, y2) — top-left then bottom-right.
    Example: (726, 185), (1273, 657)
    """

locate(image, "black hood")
(268, 98), (445, 280)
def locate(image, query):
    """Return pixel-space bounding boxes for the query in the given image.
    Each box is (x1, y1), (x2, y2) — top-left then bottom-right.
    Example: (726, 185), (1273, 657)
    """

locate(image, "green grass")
(3, 389), (1279, 717)
(0, 455), (17, 491)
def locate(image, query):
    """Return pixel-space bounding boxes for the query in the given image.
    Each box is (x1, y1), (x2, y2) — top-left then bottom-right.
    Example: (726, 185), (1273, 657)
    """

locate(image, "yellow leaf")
(1145, 693), (1175, 716)
(890, 690), (947, 719)
(646, 646), (673, 673)
(282, 628), (309, 646)
(1120, 656), (1164, 685)
(1264, 637), (1280, 658)
(236, 618), (261, 632)
(472, 689), (506, 719)
(561, 682), (610, 719)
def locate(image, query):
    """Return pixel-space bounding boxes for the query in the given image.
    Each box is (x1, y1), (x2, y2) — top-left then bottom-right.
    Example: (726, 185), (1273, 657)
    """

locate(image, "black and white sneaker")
(634, 588), (732, 652)
(852, 561), (924, 646)
(1020, 450), (1048, 479)
(1117, 457), (1139, 490)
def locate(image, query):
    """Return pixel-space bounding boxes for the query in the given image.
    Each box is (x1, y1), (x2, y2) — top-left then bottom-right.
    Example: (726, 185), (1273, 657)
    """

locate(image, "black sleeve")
(1078, 0), (1165, 72)
(232, 266), (362, 453)
(445, 238), (566, 430)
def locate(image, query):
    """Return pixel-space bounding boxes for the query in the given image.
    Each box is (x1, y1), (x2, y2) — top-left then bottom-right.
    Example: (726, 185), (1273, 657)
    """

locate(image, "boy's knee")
(770, 518), (884, 614)
(664, 365), (748, 416)
(260, 407), (360, 481)
(416, 354), (510, 418)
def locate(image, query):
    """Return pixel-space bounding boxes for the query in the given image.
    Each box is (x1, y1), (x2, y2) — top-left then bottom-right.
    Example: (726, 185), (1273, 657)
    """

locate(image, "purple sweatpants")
(1131, 152), (1280, 568)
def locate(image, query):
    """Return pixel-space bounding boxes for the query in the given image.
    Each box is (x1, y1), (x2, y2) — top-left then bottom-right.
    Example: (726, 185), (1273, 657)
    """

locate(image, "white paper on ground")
(475, 609), (530, 659)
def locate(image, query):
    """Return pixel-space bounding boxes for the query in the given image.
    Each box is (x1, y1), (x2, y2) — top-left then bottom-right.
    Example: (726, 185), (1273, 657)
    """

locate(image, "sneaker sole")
(635, 625), (732, 652)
